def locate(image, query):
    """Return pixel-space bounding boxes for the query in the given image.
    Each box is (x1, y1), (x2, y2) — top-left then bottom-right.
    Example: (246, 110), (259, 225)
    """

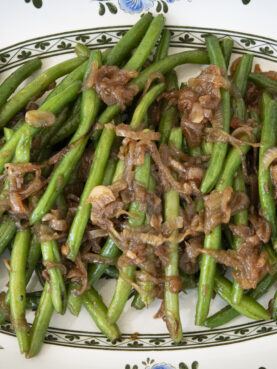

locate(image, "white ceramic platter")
(0, 1), (277, 368)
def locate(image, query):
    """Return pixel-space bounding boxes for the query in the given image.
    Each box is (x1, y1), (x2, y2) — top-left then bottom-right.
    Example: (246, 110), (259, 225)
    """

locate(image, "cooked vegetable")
(1, 17), (277, 359)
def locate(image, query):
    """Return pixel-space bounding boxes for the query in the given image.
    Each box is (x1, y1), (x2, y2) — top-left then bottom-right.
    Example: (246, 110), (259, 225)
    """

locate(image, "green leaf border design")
(1, 319), (277, 350)
(1, 25), (277, 73)
(0, 25), (277, 351)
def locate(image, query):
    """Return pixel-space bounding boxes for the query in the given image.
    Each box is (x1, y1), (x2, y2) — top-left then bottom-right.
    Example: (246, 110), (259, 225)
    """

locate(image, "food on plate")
(0, 13), (277, 357)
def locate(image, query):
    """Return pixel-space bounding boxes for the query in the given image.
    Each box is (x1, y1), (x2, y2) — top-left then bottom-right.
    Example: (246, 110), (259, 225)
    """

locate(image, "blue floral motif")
(152, 364), (176, 369)
(119, 0), (154, 13)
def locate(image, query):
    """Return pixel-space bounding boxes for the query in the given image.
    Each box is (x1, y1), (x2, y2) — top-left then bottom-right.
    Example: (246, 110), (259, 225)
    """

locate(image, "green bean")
(134, 50), (208, 91)
(196, 131), (257, 325)
(258, 94), (277, 248)
(159, 71), (178, 145)
(200, 35), (231, 194)
(75, 15), (153, 67)
(41, 240), (66, 314)
(10, 228), (31, 354)
(107, 154), (151, 324)
(220, 38), (234, 67)
(214, 272), (270, 321)
(36, 106), (69, 154)
(29, 51), (102, 225)
(249, 72), (277, 95)
(164, 127), (183, 343)
(101, 158), (117, 186)
(106, 13), (153, 66)
(67, 83), (165, 262)
(189, 146), (202, 157)
(82, 288), (120, 342)
(104, 266), (120, 279)
(5, 127), (35, 312)
(123, 15), (165, 70)
(76, 44), (112, 63)
(50, 96), (81, 145)
(4, 127), (14, 141)
(67, 157), (117, 317)
(0, 215), (17, 256)
(45, 61), (87, 101)
(153, 29), (171, 63)
(5, 233), (42, 307)
(233, 54), (253, 96)
(231, 168), (247, 304)
(25, 235), (41, 284)
(0, 57), (84, 128)
(131, 293), (146, 310)
(0, 58), (41, 111)
(67, 282), (82, 317)
(25, 291), (42, 311)
(88, 239), (121, 287)
(205, 269), (277, 328)
(27, 282), (54, 358)
(228, 55), (253, 304)
(75, 43), (90, 58)
(0, 80), (82, 174)
(201, 141), (213, 155)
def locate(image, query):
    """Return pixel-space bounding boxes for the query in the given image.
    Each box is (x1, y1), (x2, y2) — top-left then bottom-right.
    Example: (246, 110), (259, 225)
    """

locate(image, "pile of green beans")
(1, 15), (277, 359)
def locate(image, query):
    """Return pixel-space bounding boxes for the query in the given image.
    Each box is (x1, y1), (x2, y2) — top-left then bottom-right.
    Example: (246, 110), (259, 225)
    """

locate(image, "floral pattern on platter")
(23, 0), (252, 14)
(125, 358), (199, 369)
(1, 25), (277, 74)
(118, 0), (175, 13)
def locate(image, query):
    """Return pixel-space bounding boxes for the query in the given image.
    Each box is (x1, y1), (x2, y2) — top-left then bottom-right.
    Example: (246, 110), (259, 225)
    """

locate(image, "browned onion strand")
(92, 65), (139, 109)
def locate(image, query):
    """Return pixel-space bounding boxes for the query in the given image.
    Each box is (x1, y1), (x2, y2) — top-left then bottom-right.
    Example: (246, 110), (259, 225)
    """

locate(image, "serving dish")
(0, 1), (277, 368)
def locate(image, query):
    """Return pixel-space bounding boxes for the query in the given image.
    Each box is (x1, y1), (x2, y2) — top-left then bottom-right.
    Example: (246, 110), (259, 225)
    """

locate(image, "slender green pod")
(29, 51), (102, 224)
(159, 71), (178, 145)
(82, 288), (120, 342)
(164, 127), (183, 343)
(67, 157), (117, 317)
(41, 240), (67, 314)
(0, 80), (82, 174)
(153, 29), (171, 63)
(9, 228), (31, 354)
(200, 35), (231, 194)
(205, 271), (277, 328)
(107, 155), (151, 324)
(0, 57), (84, 128)
(0, 216), (17, 256)
(25, 235), (41, 284)
(214, 272), (270, 321)
(27, 282), (54, 358)
(37, 106), (69, 153)
(131, 293), (146, 310)
(67, 282), (83, 317)
(0, 58), (41, 111)
(220, 38), (234, 67)
(258, 94), (277, 247)
(249, 72), (277, 95)
(45, 60), (87, 101)
(229, 55), (253, 303)
(4, 127), (14, 141)
(196, 135), (257, 326)
(231, 168), (247, 304)
(106, 13), (153, 66)
(50, 97), (81, 145)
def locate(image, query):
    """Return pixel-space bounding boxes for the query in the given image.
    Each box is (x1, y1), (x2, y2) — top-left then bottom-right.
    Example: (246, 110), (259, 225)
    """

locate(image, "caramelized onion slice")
(25, 110), (56, 128)
(262, 147), (277, 170)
